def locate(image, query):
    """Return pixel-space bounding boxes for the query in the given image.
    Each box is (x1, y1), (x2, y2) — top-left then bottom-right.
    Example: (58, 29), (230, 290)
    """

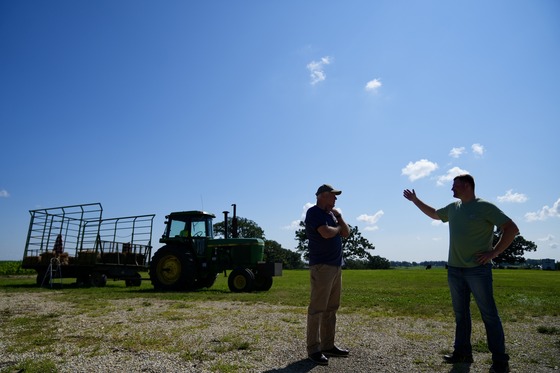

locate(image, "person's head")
(452, 174), (475, 200)
(315, 184), (342, 210)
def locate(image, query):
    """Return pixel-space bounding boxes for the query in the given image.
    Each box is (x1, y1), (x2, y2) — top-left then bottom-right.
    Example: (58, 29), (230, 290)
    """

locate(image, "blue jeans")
(447, 264), (509, 362)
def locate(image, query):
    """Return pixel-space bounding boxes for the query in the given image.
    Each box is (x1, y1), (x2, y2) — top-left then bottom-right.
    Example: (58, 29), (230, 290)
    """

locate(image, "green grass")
(1, 268), (558, 321)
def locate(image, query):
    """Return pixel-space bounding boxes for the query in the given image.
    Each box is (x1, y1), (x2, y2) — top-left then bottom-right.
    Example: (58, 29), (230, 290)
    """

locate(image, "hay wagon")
(22, 203), (154, 287)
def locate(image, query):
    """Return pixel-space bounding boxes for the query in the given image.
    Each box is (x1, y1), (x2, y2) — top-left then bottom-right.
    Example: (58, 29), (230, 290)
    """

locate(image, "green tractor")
(149, 205), (282, 292)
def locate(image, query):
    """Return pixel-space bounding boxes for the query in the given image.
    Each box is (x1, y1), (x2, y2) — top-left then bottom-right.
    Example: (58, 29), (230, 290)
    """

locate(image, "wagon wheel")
(91, 272), (107, 287)
(125, 272), (142, 287)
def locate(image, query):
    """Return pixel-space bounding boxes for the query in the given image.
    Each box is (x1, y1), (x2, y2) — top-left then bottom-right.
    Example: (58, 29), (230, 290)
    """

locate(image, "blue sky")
(1, 1), (559, 263)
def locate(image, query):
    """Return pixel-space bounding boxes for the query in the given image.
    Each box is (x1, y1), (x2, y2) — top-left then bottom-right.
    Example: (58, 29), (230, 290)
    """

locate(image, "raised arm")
(403, 189), (441, 220)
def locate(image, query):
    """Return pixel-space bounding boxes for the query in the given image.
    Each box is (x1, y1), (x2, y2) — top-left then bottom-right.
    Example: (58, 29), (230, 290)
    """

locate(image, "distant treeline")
(0, 261), (36, 276)
(390, 259), (558, 270)
(390, 261), (448, 268)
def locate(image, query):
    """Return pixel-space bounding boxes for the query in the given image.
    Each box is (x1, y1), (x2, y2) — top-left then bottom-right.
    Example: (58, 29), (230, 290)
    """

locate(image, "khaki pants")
(306, 264), (342, 355)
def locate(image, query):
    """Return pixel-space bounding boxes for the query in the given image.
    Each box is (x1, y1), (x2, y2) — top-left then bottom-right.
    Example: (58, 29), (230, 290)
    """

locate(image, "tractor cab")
(161, 211), (215, 242)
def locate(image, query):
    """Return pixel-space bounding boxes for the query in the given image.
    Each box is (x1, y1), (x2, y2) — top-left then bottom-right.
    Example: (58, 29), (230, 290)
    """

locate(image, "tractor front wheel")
(254, 274), (273, 291)
(228, 267), (255, 293)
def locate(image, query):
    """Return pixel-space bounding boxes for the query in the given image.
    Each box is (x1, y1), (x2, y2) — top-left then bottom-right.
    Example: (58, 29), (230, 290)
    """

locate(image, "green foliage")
(342, 225), (376, 261)
(264, 240), (304, 269)
(345, 255), (391, 269)
(537, 325), (560, 335)
(0, 261), (36, 275)
(493, 232), (537, 264)
(10, 358), (57, 373)
(213, 217), (265, 239)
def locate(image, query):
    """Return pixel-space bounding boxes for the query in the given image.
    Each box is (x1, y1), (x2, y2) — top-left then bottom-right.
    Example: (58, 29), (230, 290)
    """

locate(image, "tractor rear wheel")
(150, 245), (196, 291)
(228, 267), (255, 293)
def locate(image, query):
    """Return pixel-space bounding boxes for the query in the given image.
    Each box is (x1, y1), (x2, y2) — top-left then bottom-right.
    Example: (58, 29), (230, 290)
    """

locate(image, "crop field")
(1, 263), (559, 372)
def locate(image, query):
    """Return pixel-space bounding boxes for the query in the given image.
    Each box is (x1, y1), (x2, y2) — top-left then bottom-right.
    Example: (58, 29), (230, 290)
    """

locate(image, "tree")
(213, 217), (265, 239)
(342, 225), (375, 261)
(368, 255), (391, 269)
(264, 240), (305, 269)
(492, 231), (537, 265)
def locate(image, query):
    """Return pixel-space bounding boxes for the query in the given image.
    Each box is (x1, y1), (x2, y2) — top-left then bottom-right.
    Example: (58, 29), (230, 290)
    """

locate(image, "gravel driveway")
(1, 292), (558, 372)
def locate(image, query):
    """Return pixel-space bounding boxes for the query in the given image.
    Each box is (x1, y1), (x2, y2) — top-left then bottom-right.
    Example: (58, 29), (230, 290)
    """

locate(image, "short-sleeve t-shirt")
(437, 198), (511, 268)
(305, 205), (343, 267)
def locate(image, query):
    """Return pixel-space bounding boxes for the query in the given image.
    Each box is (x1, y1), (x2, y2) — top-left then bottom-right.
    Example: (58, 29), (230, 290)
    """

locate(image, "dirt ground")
(0, 292), (559, 372)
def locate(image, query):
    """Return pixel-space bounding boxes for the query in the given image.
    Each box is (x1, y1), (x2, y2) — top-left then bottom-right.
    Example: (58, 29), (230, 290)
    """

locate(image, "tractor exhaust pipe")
(231, 204), (238, 238)
(222, 210), (229, 238)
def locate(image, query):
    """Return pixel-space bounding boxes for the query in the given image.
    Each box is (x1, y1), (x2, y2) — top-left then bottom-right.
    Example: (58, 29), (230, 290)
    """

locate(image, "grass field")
(1, 265), (558, 321)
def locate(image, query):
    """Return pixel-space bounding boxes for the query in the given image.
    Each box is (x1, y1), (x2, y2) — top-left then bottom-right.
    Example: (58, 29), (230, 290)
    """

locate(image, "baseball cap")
(315, 184), (342, 196)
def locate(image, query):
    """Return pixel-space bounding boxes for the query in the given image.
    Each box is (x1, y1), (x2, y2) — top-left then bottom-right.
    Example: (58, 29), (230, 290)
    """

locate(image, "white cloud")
(0, 190), (9, 198)
(401, 159), (438, 182)
(449, 147), (466, 158)
(538, 234), (555, 242)
(357, 211), (384, 225)
(307, 56), (331, 85)
(525, 198), (560, 222)
(472, 143), (485, 156)
(284, 220), (302, 230)
(497, 189), (528, 203)
(436, 167), (469, 186)
(365, 78), (382, 92)
(283, 202), (314, 230)
(537, 234), (558, 249)
(357, 210), (384, 232)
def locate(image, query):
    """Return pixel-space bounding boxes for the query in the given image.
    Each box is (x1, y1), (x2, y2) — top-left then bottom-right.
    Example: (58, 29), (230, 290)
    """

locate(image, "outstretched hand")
(403, 189), (417, 201)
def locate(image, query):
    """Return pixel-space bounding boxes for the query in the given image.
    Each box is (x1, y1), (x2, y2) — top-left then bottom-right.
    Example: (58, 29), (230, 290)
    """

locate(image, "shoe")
(443, 352), (474, 364)
(308, 352), (328, 365)
(322, 346), (349, 357)
(489, 361), (510, 373)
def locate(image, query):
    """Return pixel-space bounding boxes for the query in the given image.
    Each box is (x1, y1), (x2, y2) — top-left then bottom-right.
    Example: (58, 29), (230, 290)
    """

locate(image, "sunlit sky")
(1, 1), (559, 263)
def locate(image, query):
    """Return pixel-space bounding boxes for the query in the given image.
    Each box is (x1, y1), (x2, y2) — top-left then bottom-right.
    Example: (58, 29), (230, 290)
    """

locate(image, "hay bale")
(40, 252), (54, 263)
(59, 252), (70, 265)
(102, 252), (122, 264)
(77, 250), (100, 265)
(22, 256), (40, 267)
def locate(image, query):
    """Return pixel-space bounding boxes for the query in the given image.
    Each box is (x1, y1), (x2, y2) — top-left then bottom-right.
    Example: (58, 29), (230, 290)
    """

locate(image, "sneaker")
(308, 352), (328, 365)
(322, 346), (349, 357)
(443, 352), (474, 364)
(490, 361), (510, 373)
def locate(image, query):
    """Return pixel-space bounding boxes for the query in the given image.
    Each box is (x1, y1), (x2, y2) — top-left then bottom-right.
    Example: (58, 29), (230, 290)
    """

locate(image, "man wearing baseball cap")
(305, 184), (351, 365)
